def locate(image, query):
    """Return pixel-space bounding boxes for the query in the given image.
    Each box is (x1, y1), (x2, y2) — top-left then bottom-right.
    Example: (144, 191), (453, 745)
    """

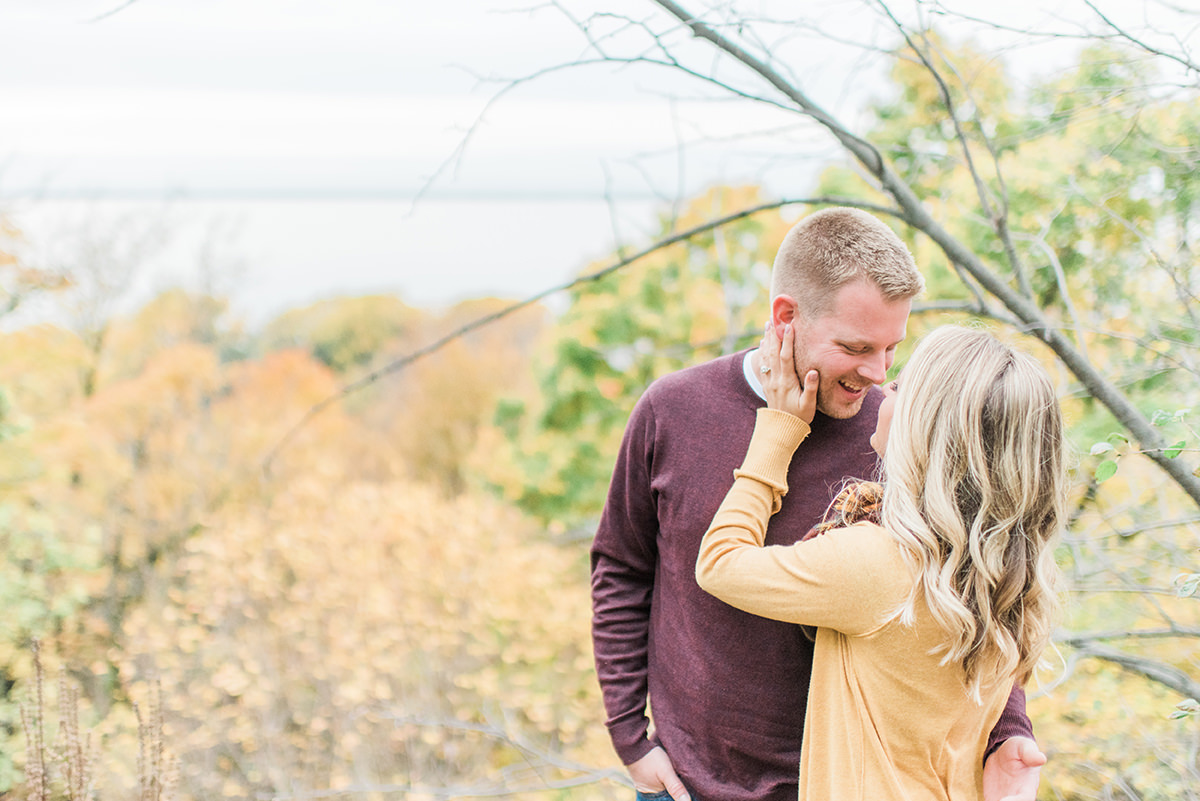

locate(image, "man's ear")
(771, 295), (799, 337)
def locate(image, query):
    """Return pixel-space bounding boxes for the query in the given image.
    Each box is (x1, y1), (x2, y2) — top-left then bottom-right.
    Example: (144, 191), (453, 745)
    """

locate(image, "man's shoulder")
(628, 350), (757, 435)
(646, 349), (750, 398)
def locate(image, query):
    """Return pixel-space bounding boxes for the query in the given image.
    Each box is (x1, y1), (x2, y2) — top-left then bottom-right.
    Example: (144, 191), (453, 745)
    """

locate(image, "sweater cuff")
(613, 733), (657, 767)
(733, 408), (811, 494)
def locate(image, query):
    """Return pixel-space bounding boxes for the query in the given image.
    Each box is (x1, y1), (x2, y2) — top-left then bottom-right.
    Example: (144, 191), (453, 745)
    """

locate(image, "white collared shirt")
(743, 349), (766, 400)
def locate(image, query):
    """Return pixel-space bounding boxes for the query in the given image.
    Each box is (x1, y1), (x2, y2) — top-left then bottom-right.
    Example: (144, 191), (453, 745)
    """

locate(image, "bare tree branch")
(650, 0), (890, 168)
(1083, 0), (1200, 78)
(1106, 515), (1200, 540)
(1060, 640), (1200, 701)
(263, 194), (901, 471)
(1063, 627), (1200, 642)
(873, 2), (1034, 300)
(86, 1), (141, 23)
(650, 0), (1200, 508)
(911, 298), (1016, 323)
(928, 0), (1200, 85)
(412, 49), (807, 214)
(1012, 221), (1091, 363)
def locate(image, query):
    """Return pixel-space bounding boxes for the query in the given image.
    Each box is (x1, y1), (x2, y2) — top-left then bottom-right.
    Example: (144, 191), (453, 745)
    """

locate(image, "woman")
(696, 323), (1065, 800)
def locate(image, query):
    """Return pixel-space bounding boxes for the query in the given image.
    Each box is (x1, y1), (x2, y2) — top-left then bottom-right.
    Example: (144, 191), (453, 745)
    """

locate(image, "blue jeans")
(635, 790), (698, 801)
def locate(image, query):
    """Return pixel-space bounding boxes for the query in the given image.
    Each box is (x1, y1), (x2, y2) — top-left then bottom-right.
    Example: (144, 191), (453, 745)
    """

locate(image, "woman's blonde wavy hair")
(880, 325), (1066, 700)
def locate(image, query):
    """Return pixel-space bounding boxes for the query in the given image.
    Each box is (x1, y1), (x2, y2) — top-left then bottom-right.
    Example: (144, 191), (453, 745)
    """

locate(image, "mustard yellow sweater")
(696, 409), (1012, 801)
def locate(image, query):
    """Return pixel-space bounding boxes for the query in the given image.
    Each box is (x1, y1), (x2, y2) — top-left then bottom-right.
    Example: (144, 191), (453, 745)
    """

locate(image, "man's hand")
(983, 736), (1046, 801)
(628, 746), (691, 801)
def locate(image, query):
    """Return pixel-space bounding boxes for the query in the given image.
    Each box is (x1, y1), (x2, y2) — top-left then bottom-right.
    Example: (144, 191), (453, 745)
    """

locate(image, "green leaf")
(1106, 433), (1129, 445)
(1175, 573), (1200, 598)
(1164, 440), (1186, 459)
(1170, 698), (1200, 719)
(1090, 442), (1115, 456)
(1152, 409), (1172, 426)
(1095, 460), (1119, 483)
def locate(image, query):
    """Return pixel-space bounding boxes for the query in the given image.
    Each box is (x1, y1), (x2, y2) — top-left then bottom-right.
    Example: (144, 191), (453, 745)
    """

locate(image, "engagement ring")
(761, 365), (771, 374)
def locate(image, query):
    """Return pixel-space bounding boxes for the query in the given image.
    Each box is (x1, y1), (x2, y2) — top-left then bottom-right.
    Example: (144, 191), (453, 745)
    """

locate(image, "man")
(591, 207), (1046, 801)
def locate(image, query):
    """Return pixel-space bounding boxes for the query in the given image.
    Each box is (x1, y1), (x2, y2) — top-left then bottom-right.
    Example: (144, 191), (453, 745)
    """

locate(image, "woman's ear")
(771, 295), (799, 338)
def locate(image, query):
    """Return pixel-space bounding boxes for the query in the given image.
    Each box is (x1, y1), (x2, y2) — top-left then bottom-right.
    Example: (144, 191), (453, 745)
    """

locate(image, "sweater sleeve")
(986, 684), (1035, 763)
(696, 409), (908, 635)
(590, 392), (661, 765)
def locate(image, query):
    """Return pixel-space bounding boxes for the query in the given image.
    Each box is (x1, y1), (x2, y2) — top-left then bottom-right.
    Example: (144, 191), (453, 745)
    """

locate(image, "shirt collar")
(742, 349), (766, 400)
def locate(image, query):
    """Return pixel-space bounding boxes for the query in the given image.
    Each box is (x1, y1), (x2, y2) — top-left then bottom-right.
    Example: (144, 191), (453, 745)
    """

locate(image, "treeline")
(0, 287), (619, 798)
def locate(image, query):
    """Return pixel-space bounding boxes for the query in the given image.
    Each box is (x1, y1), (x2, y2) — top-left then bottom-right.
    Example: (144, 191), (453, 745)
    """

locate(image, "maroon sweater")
(590, 350), (1032, 801)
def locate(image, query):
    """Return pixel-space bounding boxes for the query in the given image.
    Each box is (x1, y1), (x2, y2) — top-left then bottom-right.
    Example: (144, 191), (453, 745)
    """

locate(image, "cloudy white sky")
(1, 0), (841, 199)
(4, 0), (572, 197)
(3, 0), (1194, 199)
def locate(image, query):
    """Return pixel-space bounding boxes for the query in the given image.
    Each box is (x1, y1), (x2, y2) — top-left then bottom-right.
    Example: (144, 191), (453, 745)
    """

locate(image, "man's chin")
(816, 396), (866, 420)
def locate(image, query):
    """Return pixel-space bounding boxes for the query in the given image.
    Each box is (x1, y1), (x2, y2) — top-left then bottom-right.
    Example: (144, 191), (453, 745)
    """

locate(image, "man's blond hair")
(770, 207), (924, 319)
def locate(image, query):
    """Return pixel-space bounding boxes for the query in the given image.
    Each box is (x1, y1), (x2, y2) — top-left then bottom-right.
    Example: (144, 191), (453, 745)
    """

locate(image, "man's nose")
(858, 352), (888, 385)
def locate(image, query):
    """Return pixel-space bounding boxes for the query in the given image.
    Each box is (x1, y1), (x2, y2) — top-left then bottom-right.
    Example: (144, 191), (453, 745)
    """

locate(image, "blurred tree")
(45, 210), (169, 398)
(260, 295), (425, 373)
(0, 214), (71, 321)
(104, 288), (245, 379)
(492, 185), (788, 527)
(1, 292), (596, 798)
(116, 456), (603, 799)
(379, 297), (547, 495)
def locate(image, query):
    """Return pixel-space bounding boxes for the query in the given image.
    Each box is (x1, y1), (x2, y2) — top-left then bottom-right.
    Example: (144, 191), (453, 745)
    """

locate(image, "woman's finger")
(778, 324), (794, 372)
(798, 369), (819, 424)
(762, 324), (783, 376)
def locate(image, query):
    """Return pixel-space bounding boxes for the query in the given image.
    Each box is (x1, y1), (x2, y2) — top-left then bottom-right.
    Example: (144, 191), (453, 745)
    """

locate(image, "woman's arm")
(695, 322), (817, 603)
(697, 434), (907, 634)
(696, 323), (906, 634)
(694, 406), (809, 597)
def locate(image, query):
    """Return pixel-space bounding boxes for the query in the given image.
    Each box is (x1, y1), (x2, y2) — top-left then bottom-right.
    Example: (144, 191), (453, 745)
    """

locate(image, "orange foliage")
(118, 480), (602, 799)
(1, 290), (605, 799)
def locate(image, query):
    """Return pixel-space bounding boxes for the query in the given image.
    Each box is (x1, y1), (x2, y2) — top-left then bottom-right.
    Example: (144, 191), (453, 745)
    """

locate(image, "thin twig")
(86, 0), (140, 23)
(873, 2), (1032, 299)
(1083, 0), (1200, 78)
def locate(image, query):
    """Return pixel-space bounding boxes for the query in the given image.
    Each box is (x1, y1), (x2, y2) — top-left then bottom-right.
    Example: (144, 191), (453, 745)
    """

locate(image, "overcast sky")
(1, 0), (1194, 320)
(1, 0), (835, 199)
(2, 1), (558, 196)
(3, 0), (1197, 201)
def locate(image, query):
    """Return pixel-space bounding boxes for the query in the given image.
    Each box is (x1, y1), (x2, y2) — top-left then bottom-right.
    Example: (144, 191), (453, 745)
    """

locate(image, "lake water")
(3, 195), (664, 328)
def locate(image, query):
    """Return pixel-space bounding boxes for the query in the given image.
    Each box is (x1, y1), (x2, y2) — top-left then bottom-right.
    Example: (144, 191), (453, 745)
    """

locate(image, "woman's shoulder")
(823, 522), (915, 592)
(801, 521), (915, 636)
(813, 517), (895, 546)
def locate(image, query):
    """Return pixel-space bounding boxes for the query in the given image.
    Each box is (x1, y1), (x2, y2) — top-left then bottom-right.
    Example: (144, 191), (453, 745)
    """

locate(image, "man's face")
(869, 377), (900, 456)
(790, 280), (911, 419)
